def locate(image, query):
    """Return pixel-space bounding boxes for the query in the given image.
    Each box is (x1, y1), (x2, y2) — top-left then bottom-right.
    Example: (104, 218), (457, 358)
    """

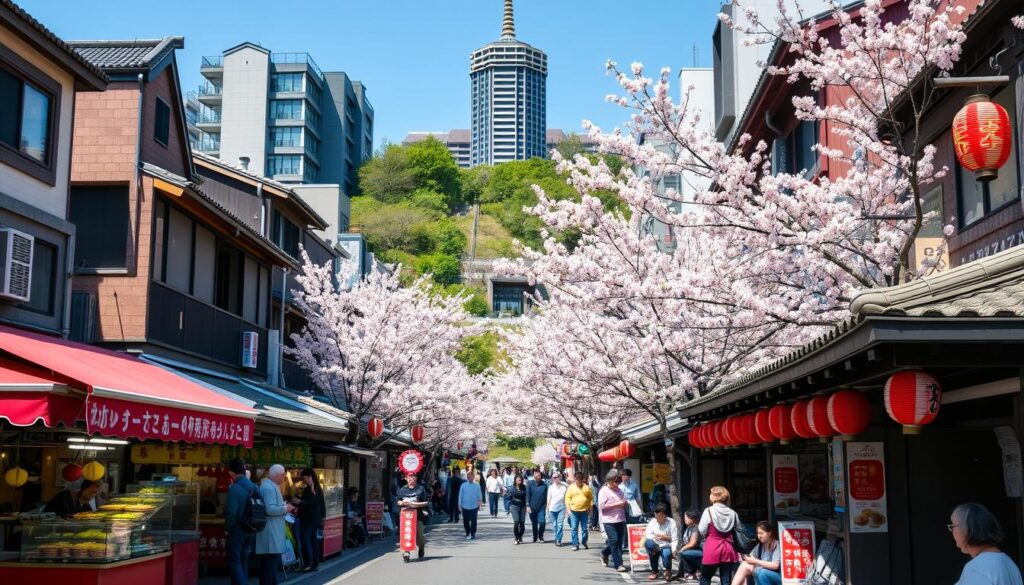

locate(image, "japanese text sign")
(399, 508), (418, 552)
(779, 521), (816, 585)
(847, 442), (888, 533)
(87, 395), (254, 447)
(398, 450), (424, 475)
(365, 501), (385, 534)
(220, 443), (311, 467)
(772, 454), (801, 516)
(131, 442), (221, 464)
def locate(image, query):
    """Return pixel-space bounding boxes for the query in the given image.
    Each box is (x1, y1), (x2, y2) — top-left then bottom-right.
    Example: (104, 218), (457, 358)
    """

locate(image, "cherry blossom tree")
(288, 253), (483, 444)
(497, 0), (970, 526)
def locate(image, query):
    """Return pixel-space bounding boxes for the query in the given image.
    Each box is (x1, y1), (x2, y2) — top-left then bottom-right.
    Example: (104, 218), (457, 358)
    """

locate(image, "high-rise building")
(193, 42), (373, 194)
(470, 0), (547, 166)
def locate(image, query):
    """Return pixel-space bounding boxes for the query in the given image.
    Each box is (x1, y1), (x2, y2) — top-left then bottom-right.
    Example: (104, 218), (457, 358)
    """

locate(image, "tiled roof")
(1, 0), (108, 85)
(68, 37), (183, 72)
(681, 244), (1024, 410)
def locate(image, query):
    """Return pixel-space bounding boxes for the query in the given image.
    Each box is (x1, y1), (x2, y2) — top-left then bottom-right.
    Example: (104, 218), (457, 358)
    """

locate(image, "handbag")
(732, 523), (755, 554)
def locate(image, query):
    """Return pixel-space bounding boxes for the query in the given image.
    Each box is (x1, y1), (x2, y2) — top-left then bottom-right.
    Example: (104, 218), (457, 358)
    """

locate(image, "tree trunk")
(659, 418), (685, 544)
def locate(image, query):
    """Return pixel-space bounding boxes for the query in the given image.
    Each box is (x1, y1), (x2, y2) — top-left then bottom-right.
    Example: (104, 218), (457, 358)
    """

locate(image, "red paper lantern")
(619, 440), (635, 459)
(725, 416), (740, 447)
(689, 425), (704, 449)
(367, 417), (384, 440)
(884, 370), (941, 434)
(952, 95), (1013, 182)
(62, 463), (83, 483)
(598, 446), (619, 462)
(457, 441), (463, 450)
(711, 420), (725, 449)
(738, 413), (758, 445)
(754, 408), (773, 443)
(790, 400), (816, 439)
(768, 404), (797, 444)
(828, 389), (871, 440)
(411, 425), (425, 444)
(806, 395), (833, 440)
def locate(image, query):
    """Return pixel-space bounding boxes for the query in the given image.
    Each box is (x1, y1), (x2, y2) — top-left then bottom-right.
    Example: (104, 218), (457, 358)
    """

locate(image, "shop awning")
(0, 360), (83, 427)
(0, 325), (256, 446)
(327, 444), (379, 458)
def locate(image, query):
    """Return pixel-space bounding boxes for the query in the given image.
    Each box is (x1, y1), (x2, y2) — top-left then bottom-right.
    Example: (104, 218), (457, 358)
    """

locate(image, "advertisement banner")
(130, 442), (221, 465)
(365, 501), (385, 535)
(772, 454), (801, 516)
(847, 442), (888, 533)
(399, 508), (419, 552)
(626, 523), (649, 573)
(779, 521), (816, 584)
(641, 463), (671, 493)
(220, 443), (311, 468)
(86, 394), (254, 447)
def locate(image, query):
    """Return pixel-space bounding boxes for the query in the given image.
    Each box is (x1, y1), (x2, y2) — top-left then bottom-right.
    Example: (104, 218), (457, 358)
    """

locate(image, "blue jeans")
(488, 493), (500, 516)
(756, 569), (783, 585)
(548, 508), (565, 543)
(679, 548), (703, 574)
(529, 508), (546, 541)
(645, 539), (672, 573)
(503, 492), (511, 513)
(601, 522), (626, 569)
(568, 510), (589, 547)
(226, 526), (254, 585)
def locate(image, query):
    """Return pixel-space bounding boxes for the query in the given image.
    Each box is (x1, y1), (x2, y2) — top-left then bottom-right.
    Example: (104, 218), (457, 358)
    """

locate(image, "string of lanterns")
(689, 370), (942, 450)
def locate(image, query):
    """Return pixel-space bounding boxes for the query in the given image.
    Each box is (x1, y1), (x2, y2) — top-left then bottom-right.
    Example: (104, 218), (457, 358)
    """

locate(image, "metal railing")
(201, 56), (223, 68)
(271, 53), (324, 82)
(197, 109), (221, 124)
(198, 83), (222, 96)
(195, 134), (220, 152)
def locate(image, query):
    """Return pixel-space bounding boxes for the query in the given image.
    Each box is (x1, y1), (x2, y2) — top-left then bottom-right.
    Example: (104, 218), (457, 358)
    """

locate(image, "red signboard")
(323, 516), (344, 557)
(87, 395), (254, 447)
(365, 501), (385, 534)
(848, 460), (885, 500)
(399, 508), (418, 552)
(779, 521), (815, 584)
(626, 523), (650, 572)
(774, 467), (798, 493)
(198, 523), (227, 567)
(398, 450), (424, 475)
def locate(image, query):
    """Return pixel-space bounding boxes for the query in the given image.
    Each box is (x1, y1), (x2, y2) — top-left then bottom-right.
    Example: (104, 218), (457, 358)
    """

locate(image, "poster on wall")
(779, 521), (816, 585)
(641, 463), (670, 493)
(365, 501), (385, 535)
(772, 454), (801, 516)
(847, 442), (888, 533)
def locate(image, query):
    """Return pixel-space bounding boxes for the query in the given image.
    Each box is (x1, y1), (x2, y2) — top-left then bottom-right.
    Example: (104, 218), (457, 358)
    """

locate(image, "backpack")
(238, 484), (267, 533)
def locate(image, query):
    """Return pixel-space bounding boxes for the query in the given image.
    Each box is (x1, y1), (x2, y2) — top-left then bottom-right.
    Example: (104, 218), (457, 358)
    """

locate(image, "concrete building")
(470, 0), (547, 166)
(402, 128), (592, 168)
(193, 42), (372, 194)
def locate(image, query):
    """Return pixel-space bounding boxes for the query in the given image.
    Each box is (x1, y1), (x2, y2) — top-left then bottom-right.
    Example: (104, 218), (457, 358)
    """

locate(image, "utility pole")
(470, 202), (480, 263)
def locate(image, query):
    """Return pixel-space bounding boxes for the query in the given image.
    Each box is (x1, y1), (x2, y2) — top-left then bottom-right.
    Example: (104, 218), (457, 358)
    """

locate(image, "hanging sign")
(779, 521), (816, 585)
(131, 442), (221, 465)
(398, 450), (424, 475)
(365, 501), (385, 535)
(847, 442), (888, 533)
(220, 443), (311, 468)
(399, 508), (418, 552)
(772, 454), (801, 516)
(626, 523), (650, 574)
(831, 437), (846, 513)
(87, 395), (254, 447)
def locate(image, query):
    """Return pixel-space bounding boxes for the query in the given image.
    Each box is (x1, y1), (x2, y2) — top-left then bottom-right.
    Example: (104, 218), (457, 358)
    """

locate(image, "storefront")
(678, 245), (1024, 584)
(0, 326), (256, 585)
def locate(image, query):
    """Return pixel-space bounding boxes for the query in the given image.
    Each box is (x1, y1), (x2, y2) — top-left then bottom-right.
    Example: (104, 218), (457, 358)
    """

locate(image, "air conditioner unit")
(241, 331), (259, 369)
(0, 228), (33, 303)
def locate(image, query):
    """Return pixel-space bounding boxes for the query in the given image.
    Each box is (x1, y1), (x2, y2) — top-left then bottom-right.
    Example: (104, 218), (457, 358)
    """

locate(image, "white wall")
(220, 47), (270, 176)
(0, 27), (75, 220)
(678, 68), (714, 204)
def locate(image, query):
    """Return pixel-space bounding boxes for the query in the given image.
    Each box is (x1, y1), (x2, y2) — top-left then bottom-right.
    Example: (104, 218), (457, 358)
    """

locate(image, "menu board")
(847, 442), (888, 533)
(626, 524), (649, 573)
(365, 501), (385, 535)
(772, 454), (801, 516)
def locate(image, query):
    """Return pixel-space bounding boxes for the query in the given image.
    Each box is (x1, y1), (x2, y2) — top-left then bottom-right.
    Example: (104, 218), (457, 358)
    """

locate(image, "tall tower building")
(470, 0), (547, 166)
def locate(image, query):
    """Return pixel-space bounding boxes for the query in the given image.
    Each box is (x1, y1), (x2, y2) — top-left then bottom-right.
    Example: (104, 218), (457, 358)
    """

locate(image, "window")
(165, 206), (194, 292)
(272, 211), (300, 258)
(266, 155), (301, 176)
(271, 73), (303, 92)
(154, 98), (170, 146)
(269, 100), (302, 120)
(214, 241), (242, 314)
(957, 85), (1020, 228)
(21, 239), (56, 315)
(772, 120), (818, 177)
(0, 64), (54, 169)
(270, 127), (301, 147)
(69, 185), (130, 271)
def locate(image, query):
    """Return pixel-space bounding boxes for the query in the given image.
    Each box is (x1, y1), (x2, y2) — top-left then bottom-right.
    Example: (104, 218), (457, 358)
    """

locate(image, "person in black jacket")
(526, 469), (548, 542)
(507, 475), (528, 544)
(291, 468), (326, 572)
(447, 468), (463, 524)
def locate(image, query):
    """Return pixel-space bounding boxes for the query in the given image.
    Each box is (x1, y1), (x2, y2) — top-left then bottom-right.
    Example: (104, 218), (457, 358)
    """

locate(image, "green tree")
(434, 219), (467, 256)
(455, 330), (504, 375)
(355, 203), (439, 254)
(357, 143), (417, 203)
(459, 166), (490, 205)
(406, 137), (463, 211)
(416, 253), (461, 285)
(555, 133), (586, 160)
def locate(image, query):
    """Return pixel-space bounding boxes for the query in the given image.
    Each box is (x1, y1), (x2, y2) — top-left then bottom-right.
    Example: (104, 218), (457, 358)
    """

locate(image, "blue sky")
(23, 0), (725, 150)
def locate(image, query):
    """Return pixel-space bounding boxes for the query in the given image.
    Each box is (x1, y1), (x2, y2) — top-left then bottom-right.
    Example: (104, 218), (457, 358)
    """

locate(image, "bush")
(416, 253), (461, 285)
(435, 220), (467, 256)
(463, 294), (489, 317)
(409, 188), (450, 215)
(494, 433), (536, 450)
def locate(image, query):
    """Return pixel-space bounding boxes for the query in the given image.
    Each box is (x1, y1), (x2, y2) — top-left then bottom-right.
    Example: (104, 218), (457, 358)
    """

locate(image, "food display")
(317, 468), (345, 518)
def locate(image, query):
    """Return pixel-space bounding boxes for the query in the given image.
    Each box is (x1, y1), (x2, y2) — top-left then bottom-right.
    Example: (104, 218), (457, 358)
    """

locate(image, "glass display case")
(20, 512), (169, 563)
(318, 468), (345, 518)
(123, 480), (199, 542)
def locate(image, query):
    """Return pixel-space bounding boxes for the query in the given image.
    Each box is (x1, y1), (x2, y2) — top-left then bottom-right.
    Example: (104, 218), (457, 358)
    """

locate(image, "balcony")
(194, 133), (220, 154)
(196, 109), (221, 128)
(200, 55), (223, 78)
(148, 281), (268, 375)
(271, 53), (323, 83)
(197, 83), (222, 105)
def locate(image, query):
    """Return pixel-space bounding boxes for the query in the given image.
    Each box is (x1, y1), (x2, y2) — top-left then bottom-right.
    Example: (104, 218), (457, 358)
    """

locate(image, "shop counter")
(0, 551), (170, 585)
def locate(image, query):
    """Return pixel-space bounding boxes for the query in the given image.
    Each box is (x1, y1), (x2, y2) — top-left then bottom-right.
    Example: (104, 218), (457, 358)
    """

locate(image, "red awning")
(0, 325), (255, 447)
(0, 360), (84, 427)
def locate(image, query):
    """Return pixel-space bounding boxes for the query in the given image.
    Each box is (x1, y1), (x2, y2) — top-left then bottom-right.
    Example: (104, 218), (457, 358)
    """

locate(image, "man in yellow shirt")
(564, 471), (593, 551)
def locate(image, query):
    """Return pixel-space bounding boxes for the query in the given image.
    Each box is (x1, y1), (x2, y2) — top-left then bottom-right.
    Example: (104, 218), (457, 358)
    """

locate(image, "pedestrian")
(459, 469), (484, 540)
(224, 458), (256, 585)
(526, 469), (548, 543)
(644, 503), (678, 581)
(697, 486), (741, 585)
(256, 464), (293, 585)
(507, 474), (528, 544)
(345, 487), (367, 547)
(619, 468), (642, 523)
(292, 468), (326, 573)
(485, 468), (503, 518)
(546, 470), (568, 546)
(397, 472), (429, 562)
(731, 521), (780, 585)
(649, 482), (671, 518)
(598, 469), (629, 573)
(677, 508), (704, 581)
(589, 473), (602, 530)
(950, 503), (1023, 585)
(447, 467), (463, 524)
(565, 471), (593, 551)
(503, 466), (515, 515)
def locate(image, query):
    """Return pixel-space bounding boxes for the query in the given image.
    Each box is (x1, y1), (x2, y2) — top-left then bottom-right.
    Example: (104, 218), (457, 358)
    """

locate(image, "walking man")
(620, 469), (642, 524)
(447, 468), (463, 524)
(503, 466), (516, 515)
(546, 470), (568, 546)
(224, 458), (256, 585)
(397, 472), (428, 561)
(458, 470), (484, 540)
(599, 469), (629, 573)
(256, 464), (293, 585)
(526, 469), (548, 543)
(565, 471), (593, 551)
